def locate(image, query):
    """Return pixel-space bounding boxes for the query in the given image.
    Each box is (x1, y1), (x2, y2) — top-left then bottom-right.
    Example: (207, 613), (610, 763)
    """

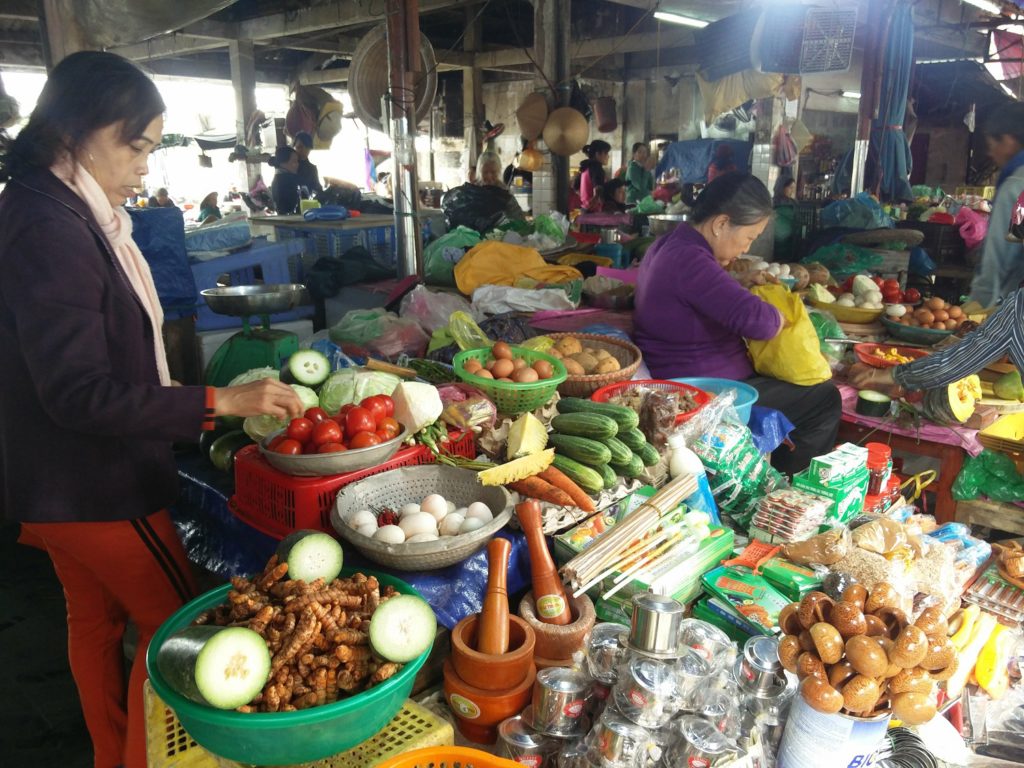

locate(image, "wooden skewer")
(602, 535), (683, 601)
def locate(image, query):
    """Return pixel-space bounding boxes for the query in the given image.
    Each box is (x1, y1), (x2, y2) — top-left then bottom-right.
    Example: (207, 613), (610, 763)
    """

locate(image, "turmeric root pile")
(194, 556), (402, 713)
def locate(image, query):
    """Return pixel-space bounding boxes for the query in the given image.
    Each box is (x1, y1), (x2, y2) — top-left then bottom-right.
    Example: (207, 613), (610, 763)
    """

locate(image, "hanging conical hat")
(516, 92), (549, 140)
(543, 107), (589, 157)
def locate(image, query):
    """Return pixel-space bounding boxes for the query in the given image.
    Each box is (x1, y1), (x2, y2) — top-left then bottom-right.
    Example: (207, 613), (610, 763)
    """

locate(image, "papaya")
(993, 370), (1024, 402)
(921, 376), (981, 425)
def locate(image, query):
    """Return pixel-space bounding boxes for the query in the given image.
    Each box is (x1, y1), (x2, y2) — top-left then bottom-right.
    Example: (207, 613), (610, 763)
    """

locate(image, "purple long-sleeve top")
(634, 224), (782, 380)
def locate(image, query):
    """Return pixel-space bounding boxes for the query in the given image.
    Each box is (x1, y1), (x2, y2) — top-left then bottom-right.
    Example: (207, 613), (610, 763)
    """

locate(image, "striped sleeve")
(893, 292), (1020, 390)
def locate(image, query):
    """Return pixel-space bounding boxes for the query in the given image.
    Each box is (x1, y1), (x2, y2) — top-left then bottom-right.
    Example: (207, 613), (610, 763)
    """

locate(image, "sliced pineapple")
(507, 413), (548, 459)
(478, 449), (555, 486)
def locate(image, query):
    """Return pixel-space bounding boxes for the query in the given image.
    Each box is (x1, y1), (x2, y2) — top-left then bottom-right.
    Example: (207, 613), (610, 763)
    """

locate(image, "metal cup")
(587, 708), (651, 768)
(677, 618), (735, 672)
(585, 622), (629, 685)
(497, 714), (559, 767)
(664, 715), (735, 767)
(669, 647), (713, 713)
(628, 594), (684, 657)
(733, 635), (785, 695)
(530, 667), (590, 737)
(696, 690), (743, 741)
(612, 654), (677, 729)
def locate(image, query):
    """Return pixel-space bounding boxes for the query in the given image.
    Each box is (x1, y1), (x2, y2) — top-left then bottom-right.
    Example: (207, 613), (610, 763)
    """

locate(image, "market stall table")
(170, 450), (531, 629)
(837, 383), (983, 523)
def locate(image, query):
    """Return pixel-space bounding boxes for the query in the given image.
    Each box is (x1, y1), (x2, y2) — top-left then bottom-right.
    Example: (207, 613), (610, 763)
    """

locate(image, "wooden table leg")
(932, 445), (964, 525)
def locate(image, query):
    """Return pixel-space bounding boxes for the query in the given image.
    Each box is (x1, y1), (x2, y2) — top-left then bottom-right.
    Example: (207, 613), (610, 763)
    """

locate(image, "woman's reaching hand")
(848, 363), (903, 397)
(214, 379), (305, 420)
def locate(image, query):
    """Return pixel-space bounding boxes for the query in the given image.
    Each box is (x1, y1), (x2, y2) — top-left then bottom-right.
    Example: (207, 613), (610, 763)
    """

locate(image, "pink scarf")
(52, 160), (171, 385)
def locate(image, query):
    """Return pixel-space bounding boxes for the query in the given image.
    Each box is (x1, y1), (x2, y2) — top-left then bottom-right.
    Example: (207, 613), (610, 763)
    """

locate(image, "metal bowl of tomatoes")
(259, 401), (406, 477)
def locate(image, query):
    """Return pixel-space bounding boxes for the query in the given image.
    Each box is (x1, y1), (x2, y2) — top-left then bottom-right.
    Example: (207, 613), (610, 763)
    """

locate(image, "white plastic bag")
(399, 285), (479, 333)
(471, 284), (576, 314)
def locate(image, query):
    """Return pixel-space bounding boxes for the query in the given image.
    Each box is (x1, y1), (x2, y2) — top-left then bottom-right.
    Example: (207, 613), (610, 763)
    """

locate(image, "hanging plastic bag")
(953, 450), (1024, 502)
(399, 285), (479, 334)
(441, 183), (524, 235)
(807, 309), (846, 366)
(328, 308), (429, 361)
(955, 206), (988, 250)
(772, 124), (798, 167)
(820, 192), (895, 230)
(424, 225), (481, 286)
(746, 284), (831, 386)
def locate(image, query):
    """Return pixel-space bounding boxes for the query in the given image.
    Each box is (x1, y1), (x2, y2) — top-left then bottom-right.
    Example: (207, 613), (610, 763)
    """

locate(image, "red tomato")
(360, 395), (389, 424)
(871, 276), (885, 289)
(302, 442), (320, 454)
(375, 429), (392, 442)
(317, 442), (347, 454)
(841, 276), (855, 293)
(275, 438), (303, 455)
(304, 407), (330, 425)
(904, 288), (921, 303)
(267, 435), (287, 451)
(350, 431), (382, 449)
(337, 403), (357, 418)
(286, 417), (314, 443)
(882, 279), (901, 292)
(378, 416), (400, 439)
(312, 420), (343, 446)
(345, 407), (377, 439)
(882, 288), (902, 303)
(827, 285), (842, 297)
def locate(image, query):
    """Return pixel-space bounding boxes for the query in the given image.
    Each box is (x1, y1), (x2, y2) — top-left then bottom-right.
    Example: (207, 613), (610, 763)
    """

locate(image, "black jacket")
(271, 170), (303, 214)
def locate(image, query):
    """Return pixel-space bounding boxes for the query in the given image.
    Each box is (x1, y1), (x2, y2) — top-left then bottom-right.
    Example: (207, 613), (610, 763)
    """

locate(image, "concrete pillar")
(534, 0), (571, 212)
(229, 40), (261, 190)
(854, 0), (888, 194)
(462, 6), (483, 177)
(38, 0), (94, 67)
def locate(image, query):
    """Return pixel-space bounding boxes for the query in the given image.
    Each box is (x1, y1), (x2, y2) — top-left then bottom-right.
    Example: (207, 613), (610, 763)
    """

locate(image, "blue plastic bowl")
(669, 377), (759, 424)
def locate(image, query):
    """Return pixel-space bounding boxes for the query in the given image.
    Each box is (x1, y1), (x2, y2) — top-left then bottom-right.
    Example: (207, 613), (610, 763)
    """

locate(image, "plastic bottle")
(516, 499), (572, 625)
(667, 432), (721, 526)
(477, 538), (511, 655)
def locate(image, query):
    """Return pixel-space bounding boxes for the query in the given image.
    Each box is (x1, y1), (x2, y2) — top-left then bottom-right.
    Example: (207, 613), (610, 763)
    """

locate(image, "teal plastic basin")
(670, 377), (759, 424)
(146, 569), (432, 765)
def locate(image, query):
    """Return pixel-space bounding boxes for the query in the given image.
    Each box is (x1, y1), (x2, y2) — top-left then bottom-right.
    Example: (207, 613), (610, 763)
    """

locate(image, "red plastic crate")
(230, 431), (476, 539)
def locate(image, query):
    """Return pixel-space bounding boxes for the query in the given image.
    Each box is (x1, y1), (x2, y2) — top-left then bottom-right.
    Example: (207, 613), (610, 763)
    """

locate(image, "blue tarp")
(654, 139), (752, 184)
(869, 3), (914, 200)
(127, 206), (198, 318)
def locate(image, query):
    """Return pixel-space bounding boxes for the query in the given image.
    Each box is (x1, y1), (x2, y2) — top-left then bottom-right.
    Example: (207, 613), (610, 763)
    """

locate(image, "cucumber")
(555, 397), (640, 430)
(548, 433), (612, 466)
(551, 413), (619, 440)
(369, 594), (436, 663)
(157, 626), (271, 709)
(551, 454), (604, 495)
(199, 422), (232, 460)
(636, 442), (661, 467)
(594, 462), (617, 489)
(282, 349), (331, 388)
(277, 530), (345, 583)
(208, 430), (253, 472)
(617, 427), (648, 452)
(611, 454), (645, 479)
(605, 436), (635, 466)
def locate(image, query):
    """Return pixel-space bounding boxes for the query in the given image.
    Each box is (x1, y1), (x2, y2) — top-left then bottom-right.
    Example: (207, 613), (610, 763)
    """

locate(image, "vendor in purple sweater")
(635, 173), (841, 475)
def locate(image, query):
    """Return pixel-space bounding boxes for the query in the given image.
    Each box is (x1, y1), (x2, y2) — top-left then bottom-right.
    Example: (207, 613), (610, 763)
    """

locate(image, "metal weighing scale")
(200, 284), (309, 386)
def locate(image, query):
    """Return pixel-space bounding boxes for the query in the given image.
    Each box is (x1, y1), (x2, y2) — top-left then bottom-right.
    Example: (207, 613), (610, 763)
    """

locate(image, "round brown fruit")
(532, 360), (554, 380)
(491, 342), (513, 360)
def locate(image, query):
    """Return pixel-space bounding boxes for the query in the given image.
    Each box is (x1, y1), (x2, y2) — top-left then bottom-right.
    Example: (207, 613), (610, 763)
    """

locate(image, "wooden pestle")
(477, 537), (512, 655)
(516, 499), (573, 625)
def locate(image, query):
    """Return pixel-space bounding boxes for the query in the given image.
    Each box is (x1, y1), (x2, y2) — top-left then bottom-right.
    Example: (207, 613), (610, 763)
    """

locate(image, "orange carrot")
(538, 466), (596, 512)
(508, 477), (575, 507)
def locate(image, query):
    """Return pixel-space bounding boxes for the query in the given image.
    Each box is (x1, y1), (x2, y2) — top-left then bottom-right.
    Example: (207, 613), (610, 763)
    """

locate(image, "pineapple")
(507, 413), (548, 459)
(478, 449), (555, 486)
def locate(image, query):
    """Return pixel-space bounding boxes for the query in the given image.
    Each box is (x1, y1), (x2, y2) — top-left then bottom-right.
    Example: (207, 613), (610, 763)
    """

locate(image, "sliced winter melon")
(507, 412), (548, 458)
(369, 594), (436, 663)
(477, 448), (555, 486)
(157, 626), (270, 709)
(276, 530), (344, 583)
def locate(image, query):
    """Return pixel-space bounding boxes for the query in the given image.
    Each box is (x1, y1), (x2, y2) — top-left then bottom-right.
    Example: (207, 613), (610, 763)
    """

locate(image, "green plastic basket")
(452, 346), (566, 415)
(146, 569), (432, 766)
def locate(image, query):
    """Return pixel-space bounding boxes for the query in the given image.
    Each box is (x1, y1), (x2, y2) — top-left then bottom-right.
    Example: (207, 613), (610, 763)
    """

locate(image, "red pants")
(22, 511), (195, 768)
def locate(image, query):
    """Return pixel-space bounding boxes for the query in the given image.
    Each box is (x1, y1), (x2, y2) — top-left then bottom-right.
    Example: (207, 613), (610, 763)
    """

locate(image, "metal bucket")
(776, 692), (890, 768)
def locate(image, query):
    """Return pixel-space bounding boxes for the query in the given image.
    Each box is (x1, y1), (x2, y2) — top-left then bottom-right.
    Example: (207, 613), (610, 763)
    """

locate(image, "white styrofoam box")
(198, 320), (314, 369)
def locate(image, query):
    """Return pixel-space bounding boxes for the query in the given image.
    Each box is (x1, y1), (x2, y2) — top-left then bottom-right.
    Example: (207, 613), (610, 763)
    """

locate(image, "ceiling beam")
(111, 33), (228, 61)
(474, 28), (694, 69)
(0, 0), (37, 22)
(264, 34), (362, 55)
(236, 0), (464, 41)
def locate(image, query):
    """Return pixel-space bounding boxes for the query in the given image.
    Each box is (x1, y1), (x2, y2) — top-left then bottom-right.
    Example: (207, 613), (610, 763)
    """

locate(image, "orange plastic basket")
(591, 379), (711, 425)
(376, 747), (521, 768)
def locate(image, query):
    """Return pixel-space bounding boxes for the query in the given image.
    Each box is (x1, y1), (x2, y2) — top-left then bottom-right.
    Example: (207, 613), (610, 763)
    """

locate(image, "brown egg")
(841, 675), (881, 714)
(919, 636), (955, 672)
(846, 635), (888, 678)
(476, 369), (494, 379)
(464, 358), (482, 374)
(865, 583), (899, 614)
(798, 630), (816, 652)
(778, 603), (803, 636)
(928, 655), (958, 682)
(931, 321), (948, 330)
(944, 319), (958, 330)
(497, 377), (513, 382)
(800, 677), (844, 714)
(915, 606), (949, 639)
(798, 592), (835, 630)
(485, 359), (497, 371)
(796, 651), (827, 681)
(512, 366), (539, 383)
(512, 357), (528, 370)
(841, 584), (868, 611)
(532, 359), (554, 380)
(932, 309), (949, 322)
(948, 305), (963, 319)
(926, 297), (945, 311)
(810, 623), (844, 664)
(874, 606), (909, 638)
(778, 635), (802, 674)
(890, 625), (929, 669)
(889, 667), (934, 695)
(828, 660), (857, 689)
(491, 358), (515, 379)
(914, 309), (935, 325)
(892, 691), (937, 725)
(830, 602), (867, 639)
(491, 341), (513, 360)
(864, 614), (887, 637)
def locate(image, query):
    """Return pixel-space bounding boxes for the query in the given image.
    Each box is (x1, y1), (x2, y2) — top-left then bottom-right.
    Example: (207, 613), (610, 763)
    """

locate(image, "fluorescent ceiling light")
(842, 91), (862, 99)
(962, 0), (1003, 15)
(654, 10), (709, 28)
(1001, 82), (1017, 97)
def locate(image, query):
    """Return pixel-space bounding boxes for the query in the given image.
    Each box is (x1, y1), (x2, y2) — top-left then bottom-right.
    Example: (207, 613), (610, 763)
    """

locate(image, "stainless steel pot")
(647, 214), (688, 237)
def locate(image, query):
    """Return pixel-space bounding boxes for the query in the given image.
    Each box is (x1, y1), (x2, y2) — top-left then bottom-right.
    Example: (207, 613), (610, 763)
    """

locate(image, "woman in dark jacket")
(0, 51), (302, 768)
(269, 145), (303, 214)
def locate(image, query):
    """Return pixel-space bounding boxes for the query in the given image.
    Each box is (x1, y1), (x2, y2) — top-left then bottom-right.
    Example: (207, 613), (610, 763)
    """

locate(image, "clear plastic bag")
(399, 285), (479, 334)
(437, 383), (497, 431)
(851, 519), (907, 555)
(328, 308), (429, 360)
(781, 527), (851, 566)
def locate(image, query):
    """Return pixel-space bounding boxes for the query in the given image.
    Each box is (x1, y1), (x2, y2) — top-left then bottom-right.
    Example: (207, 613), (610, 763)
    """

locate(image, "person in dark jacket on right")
(269, 145), (304, 214)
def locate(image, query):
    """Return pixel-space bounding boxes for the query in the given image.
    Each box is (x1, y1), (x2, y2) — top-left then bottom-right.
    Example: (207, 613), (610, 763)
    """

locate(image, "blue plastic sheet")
(172, 452), (531, 629)
(304, 205), (349, 221)
(654, 139), (752, 184)
(127, 207), (198, 318)
(184, 217), (252, 253)
(747, 405), (795, 455)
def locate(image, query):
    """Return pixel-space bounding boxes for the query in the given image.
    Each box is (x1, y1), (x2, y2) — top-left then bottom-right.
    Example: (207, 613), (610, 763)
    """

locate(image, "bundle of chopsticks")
(560, 473), (699, 601)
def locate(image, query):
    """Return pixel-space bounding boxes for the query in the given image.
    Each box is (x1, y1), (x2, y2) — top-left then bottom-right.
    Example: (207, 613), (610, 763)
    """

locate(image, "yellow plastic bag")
(747, 284), (831, 386)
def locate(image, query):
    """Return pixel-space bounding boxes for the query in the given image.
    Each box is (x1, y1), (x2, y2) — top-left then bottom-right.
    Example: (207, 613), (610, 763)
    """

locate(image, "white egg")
(446, 500), (457, 514)
(348, 510), (378, 530)
(460, 516), (486, 534)
(399, 512), (438, 538)
(406, 532), (440, 543)
(420, 494), (449, 522)
(439, 514), (465, 536)
(399, 503), (421, 518)
(373, 525), (406, 544)
(454, 507), (469, 517)
(465, 502), (493, 523)
(355, 522), (379, 538)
